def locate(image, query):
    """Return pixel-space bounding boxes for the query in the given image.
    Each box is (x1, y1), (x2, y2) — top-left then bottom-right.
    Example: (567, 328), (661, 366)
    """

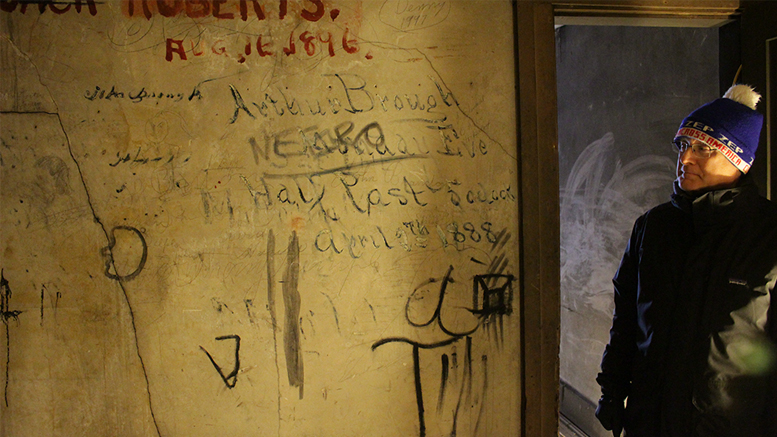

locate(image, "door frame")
(741, 0), (777, 199)
(515, 2), (742, 436)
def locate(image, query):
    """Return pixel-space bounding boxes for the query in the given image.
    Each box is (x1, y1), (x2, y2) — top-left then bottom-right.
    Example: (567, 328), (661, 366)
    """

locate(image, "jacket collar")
(671, 175), (757, 226)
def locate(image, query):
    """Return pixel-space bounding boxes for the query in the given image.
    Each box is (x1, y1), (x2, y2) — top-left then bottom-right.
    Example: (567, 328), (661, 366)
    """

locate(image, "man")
(595, 84), (777, 437)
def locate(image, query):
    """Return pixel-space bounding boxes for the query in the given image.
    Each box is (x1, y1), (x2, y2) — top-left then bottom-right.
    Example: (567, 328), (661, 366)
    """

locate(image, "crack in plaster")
(1, 35), (163, 437)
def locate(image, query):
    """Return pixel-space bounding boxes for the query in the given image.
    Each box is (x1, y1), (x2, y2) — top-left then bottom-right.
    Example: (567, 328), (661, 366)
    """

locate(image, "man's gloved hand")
(595, 395), (624, 437)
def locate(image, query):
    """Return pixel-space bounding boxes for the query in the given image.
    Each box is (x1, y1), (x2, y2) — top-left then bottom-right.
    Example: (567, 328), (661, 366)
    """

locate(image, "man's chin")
(677, 177), (701, 194)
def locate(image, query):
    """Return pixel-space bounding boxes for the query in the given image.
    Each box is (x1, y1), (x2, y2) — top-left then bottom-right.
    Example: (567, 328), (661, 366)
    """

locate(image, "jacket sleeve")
(596, 215), (643, 401)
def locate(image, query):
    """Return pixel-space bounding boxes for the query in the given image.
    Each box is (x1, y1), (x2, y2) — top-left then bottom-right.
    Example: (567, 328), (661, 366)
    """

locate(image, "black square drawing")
(473, 274), (514, 316)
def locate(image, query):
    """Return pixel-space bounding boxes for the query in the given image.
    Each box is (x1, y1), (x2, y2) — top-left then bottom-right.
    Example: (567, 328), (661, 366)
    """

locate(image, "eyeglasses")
(672, 139), (716, 159)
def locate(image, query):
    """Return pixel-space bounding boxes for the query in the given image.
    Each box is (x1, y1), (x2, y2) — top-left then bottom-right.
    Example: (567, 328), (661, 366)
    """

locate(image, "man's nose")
(679, 148), (695, 164)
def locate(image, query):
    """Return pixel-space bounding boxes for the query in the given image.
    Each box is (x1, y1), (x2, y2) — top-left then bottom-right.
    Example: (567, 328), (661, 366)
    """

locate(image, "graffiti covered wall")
(0, 1), (519, 436)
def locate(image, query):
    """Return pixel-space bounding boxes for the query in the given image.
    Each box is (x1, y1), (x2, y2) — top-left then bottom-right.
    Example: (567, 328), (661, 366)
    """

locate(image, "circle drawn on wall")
(101, 226), (148, 281)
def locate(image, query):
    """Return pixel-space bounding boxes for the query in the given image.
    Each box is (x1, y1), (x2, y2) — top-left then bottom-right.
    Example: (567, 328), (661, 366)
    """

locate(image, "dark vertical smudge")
(2, 271), (22, 408)
(491, 229), (510, 254)
(451, 337), (474, 436)
(283, 231), (303, 399)
(487, 253), (504, 278)
(266, 230), (282, 434)
(201, 191), (211, 220)
(413, 345), (426, 437)
(1, 271), (14, 321)
(40, 285), (45, 324)
(54, 292), (60, 321)
(465, 336), (473, 403)
(499, 309), (505, 346)
(267, 231), (277, 326)
(499, 232), (512, 253)
(244, 299), (256, 324)
(438, 353), (449, 411)
(473, 276), (480, 311)
(496, 256), (509, 277)
(1, 270), (12, 408)
(366, 299), (377, 322)
(474, 355), (488, 435)
(321, 292), (340, 333)
(490, 227), (507, 252)
(227, 191), (234, 221)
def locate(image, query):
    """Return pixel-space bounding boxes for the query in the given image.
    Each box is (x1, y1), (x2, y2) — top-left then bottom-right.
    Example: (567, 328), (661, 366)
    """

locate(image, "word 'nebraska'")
(124, 0), (336, 22)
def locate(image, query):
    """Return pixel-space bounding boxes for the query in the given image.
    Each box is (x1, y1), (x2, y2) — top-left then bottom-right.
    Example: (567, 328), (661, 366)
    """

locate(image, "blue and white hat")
(674, 84), (764, 173)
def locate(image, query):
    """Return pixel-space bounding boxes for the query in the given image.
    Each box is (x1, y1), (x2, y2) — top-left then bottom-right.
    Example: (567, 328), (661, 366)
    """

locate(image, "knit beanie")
(674, 84), (764, 173)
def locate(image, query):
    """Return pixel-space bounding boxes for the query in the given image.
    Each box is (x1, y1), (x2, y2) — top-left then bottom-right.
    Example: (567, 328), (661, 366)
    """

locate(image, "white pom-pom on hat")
(723, 84), (761, 110)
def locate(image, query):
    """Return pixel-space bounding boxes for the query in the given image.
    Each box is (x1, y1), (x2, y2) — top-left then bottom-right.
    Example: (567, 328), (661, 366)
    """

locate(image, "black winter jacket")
(598, 178), (777, 437)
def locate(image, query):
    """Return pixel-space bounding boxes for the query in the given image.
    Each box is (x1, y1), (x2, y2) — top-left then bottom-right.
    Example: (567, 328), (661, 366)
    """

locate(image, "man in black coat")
(595, 84), (777, 437)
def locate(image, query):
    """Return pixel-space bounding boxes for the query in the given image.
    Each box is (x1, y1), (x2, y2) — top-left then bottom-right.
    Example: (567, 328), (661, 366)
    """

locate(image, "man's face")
(675, 137), (742, 194)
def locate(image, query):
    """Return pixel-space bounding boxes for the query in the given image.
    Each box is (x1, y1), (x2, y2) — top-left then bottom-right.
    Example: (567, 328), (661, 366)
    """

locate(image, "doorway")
(555, 21), (734, 437)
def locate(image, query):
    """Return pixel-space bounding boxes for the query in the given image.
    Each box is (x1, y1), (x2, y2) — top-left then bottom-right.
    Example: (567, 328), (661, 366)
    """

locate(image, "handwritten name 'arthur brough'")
(228, 73), (457, 123)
